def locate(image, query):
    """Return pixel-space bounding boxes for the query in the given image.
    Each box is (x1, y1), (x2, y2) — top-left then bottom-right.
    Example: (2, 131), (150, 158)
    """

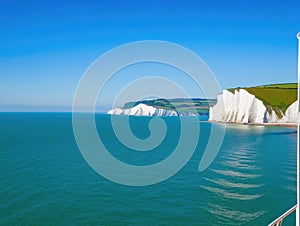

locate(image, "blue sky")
(0, 0), (299, 111)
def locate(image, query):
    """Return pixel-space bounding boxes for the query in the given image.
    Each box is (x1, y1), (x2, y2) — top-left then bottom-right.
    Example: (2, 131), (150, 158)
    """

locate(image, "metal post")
(297, 32), (300, 226)
(268, 205), (297, 226)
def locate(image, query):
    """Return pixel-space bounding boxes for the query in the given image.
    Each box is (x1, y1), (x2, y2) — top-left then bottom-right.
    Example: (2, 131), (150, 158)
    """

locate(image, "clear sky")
(0, 0), (299, 111)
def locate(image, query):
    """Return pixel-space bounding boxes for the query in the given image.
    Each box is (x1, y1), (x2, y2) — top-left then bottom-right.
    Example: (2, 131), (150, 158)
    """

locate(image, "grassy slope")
(257, 83), (297, 89)
(228, 83), (298, 117)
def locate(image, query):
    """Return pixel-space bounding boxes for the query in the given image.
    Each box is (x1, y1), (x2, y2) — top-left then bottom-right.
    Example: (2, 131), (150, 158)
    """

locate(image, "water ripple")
(200, 185), (262, 200)
(220, 160), (261, 170)
(227, 153), (257, 161)
(208, 204), (266, 225)
(284, 185), (296, 192)
(211, 169), (261, 179)
(221, 156), (256, 164)
(203, 178), (264, 189)
(283, 175), (297, 182)
(229, 149), (258, 157)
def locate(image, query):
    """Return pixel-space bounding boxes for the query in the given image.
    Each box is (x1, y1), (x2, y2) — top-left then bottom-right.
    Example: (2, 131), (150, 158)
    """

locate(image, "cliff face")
(107, 103), (179, 116)
(283, 100), (299, 123)
(209, 89), (298, 124)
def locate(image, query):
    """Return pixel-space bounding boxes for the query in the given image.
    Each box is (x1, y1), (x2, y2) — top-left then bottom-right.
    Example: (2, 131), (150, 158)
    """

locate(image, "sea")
(0, 113), (297, 225)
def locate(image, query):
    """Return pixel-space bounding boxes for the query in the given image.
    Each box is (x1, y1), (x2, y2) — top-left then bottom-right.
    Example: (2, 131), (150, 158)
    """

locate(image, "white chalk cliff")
(283, 100), (299, 123)
(209, 89), (298, 124)
(107, 103), (180, 116)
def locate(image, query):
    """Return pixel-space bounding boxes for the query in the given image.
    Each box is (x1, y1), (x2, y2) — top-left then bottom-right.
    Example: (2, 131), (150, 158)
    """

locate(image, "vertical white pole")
(297, 32), (300, 226)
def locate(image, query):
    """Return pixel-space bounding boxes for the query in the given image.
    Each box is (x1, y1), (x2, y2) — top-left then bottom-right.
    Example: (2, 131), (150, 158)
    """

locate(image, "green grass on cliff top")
(228, 83), (298, 116)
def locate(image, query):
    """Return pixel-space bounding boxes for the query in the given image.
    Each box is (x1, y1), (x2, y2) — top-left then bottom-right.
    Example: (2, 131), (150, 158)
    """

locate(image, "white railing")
(268, 205), (297, 226)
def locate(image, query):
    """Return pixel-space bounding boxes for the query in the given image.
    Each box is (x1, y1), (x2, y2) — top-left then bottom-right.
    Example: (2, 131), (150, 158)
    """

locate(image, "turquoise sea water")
(0, 113), (297, 225)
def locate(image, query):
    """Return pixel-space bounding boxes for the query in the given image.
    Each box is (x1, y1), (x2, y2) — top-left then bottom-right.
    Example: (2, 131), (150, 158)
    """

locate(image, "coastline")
(209, 120), (298, 128)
